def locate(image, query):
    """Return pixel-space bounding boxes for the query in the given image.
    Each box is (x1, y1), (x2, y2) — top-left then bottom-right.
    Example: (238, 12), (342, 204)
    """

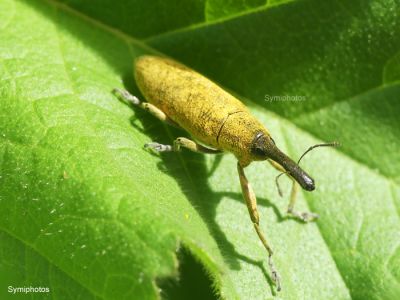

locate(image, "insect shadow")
(124, 94), (283, 294)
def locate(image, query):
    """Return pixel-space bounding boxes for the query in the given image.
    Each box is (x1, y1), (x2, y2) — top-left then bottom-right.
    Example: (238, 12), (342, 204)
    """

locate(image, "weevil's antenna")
(275, 141), (340, 196)
(275, 172), (286, 197)
(297, 141), (340, 165)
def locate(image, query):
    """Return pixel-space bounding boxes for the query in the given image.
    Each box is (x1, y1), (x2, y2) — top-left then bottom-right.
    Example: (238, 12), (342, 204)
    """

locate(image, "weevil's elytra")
(134, 56), (268, 164)
(113, 55), (337, 292)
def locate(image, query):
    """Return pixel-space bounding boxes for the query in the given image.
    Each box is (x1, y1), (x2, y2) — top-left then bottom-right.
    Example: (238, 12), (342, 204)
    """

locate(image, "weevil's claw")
(288, 210), (319, 222)
(112, 88), (140, 106)
(111, 88), (121, 95)
(112, 88), (125, 99)
(144, 142), (172, 153)
(268, 255), (282, 291)
(299, 212), (319, 222)
(273, 272), (282, 292)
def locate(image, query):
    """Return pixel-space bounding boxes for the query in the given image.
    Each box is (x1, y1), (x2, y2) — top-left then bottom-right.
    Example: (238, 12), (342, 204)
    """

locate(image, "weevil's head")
(250, 132), (315, 191)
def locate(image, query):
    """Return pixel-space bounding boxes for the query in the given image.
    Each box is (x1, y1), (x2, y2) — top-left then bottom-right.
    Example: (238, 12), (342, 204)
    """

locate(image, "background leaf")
(0, 0), (399, 299)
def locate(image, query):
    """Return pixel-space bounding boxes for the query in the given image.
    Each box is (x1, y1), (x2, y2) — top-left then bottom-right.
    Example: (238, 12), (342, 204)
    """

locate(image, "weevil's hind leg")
(145, 137), (223, 154)
(113, 88), (180, 128)
(237, 162), (281, 291)
(268, 159), (318, 222)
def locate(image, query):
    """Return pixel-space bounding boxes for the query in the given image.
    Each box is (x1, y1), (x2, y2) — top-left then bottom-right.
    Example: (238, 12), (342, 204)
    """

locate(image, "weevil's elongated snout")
(271, 149), (315, 191)
(252, 134), (315, 191)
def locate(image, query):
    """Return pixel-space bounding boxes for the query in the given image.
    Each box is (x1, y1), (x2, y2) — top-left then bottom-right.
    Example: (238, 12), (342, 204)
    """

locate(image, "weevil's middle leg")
(145, 137), (223, 154)
(237, 162), (281, 291)
(268, 159), (318, 222)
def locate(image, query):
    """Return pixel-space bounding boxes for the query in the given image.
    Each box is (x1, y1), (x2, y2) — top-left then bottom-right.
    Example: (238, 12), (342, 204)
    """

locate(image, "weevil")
(113, 56), (337, 291)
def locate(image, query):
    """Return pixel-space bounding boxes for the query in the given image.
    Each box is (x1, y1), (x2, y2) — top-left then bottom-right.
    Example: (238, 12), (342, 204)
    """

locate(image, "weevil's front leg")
(287, 181), (318, 222)
(268, 159), (318, 222)
(145, 137), (223, 154)
(237, 162), (281, 291)
(113, 89), (222, 155)
(113, 88), (179, 127)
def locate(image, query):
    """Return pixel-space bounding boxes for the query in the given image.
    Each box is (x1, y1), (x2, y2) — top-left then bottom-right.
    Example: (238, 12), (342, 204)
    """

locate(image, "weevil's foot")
(271, 270), (282, 292)
(144, 142), (173, 153)
(112, 88), (140, 105)
(268, 255), (282, 292)
(288, 210), (319, 222)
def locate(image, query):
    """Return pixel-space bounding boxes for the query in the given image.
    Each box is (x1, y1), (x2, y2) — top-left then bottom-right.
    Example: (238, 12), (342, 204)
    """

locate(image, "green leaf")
(0, 0), (399, 299)
(205, 0), (267, 21)
(54, 0), (206, 39)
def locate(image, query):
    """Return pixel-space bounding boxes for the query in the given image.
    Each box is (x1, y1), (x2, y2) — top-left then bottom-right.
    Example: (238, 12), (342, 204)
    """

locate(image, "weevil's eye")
(251, 132), (269, 159)
(252, 145), (267, 158)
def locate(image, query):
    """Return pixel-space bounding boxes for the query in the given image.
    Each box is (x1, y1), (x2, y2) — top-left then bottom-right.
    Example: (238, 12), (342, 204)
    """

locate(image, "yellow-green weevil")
(113, 55), (337, 291)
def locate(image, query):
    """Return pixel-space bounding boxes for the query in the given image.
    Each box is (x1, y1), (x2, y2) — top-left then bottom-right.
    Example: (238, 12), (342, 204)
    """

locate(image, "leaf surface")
(0, 0), (399, 299)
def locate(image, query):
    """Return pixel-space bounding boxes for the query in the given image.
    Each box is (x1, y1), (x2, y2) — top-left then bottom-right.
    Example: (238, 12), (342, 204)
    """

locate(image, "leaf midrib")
(144, 0), (296, 42)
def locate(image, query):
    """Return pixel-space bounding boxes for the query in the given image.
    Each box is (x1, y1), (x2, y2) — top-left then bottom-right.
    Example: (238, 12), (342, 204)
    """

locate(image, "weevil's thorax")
(217, 112), (271, 166)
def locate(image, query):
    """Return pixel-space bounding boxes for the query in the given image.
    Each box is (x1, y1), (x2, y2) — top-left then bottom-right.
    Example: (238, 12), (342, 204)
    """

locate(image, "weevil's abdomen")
(135, 55), (269, 163)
